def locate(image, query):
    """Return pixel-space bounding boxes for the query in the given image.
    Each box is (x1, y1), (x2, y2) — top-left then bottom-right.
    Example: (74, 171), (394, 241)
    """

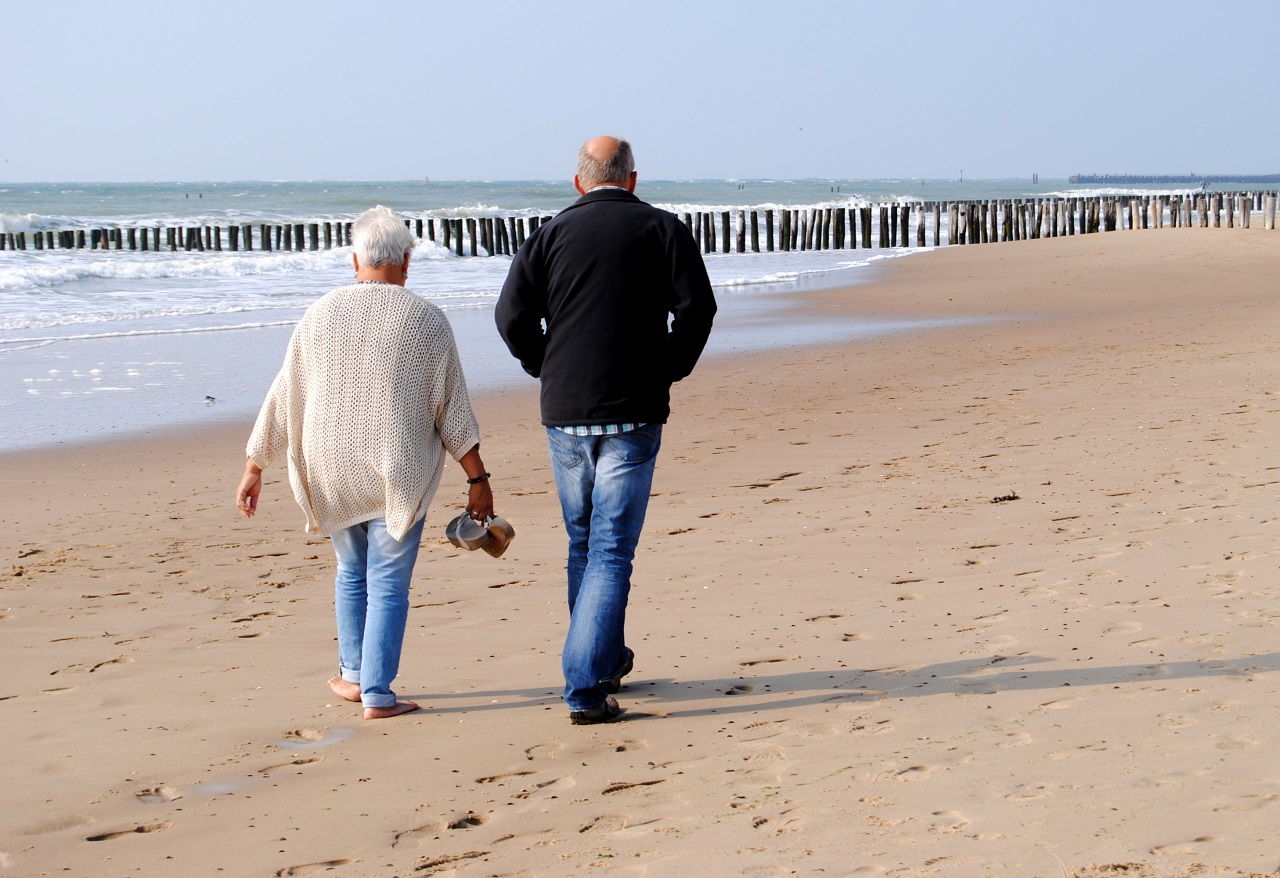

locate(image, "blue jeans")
(546, 424), (662, 711)
(329, 516), (425, 709)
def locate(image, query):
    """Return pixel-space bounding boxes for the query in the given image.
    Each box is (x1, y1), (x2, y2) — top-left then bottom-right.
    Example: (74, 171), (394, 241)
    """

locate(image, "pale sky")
(3, 0), (1276, 183)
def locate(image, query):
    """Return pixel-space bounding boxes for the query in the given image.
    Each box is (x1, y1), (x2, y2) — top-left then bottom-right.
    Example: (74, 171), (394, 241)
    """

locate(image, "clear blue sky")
(3, 0), (1276, 183)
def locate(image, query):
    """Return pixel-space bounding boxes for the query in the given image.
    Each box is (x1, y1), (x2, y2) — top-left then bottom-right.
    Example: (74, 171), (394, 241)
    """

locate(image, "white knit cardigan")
(247, 282), (481, 541)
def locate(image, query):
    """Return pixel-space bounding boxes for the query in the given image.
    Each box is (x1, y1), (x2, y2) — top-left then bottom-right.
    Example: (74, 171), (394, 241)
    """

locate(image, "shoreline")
(0, 253), (918, 456)
(4, 229), (1279, 876)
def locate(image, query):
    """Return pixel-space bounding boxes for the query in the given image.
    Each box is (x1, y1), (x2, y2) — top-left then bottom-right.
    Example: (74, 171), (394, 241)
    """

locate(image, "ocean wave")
(0, 238), (464, 292)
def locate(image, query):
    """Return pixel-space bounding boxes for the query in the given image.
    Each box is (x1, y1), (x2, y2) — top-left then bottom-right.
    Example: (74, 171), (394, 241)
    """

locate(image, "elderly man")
(236, 205), (494, 719)
(496, 137), (716, 724)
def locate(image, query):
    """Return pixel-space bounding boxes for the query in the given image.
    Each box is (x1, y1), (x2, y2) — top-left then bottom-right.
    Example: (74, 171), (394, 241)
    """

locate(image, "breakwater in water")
(2, 191), (1276, 255)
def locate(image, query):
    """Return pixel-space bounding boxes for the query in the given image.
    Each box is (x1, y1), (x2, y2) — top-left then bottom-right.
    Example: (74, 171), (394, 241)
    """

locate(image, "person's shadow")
(406, 652), (1280, 719)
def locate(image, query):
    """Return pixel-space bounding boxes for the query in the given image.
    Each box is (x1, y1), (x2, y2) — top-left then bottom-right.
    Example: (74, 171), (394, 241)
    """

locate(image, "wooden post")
(228, 225), (239, 251)
(455, 219), (466, 257)
(750, 210), (760, 252)
(1265, 194), (1276, 230)
(721, 211), (731, 254)
(765, 209), (774, 251)
(736, 210), (746, 253)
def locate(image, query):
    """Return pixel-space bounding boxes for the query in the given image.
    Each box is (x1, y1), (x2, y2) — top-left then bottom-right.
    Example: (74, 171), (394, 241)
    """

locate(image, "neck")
(355, 265), (407, 286)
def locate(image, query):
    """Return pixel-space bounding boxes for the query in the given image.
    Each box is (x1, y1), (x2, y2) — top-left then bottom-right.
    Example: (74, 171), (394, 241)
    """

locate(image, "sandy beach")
(3, 228), (1278, 877)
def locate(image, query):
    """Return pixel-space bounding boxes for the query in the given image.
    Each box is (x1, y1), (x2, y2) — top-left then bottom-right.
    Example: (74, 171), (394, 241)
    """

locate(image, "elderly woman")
(235, 205), (493, 719)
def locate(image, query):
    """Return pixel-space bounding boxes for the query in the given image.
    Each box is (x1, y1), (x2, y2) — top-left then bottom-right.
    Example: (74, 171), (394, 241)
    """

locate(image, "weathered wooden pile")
(2, 192), (1275, 254)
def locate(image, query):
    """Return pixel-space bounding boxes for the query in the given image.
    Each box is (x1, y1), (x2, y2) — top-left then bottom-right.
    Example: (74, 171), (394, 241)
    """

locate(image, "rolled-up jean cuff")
(340, 667), (360, 685)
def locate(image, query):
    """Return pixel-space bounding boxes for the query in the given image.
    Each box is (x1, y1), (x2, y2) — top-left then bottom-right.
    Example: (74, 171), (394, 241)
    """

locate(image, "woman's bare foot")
(364, 701), (419, 720)
(327, 675), (362, 703)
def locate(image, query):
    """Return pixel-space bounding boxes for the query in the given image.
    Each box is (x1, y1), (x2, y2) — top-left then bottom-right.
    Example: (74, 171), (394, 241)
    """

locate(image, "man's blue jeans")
(329, 516), (425, 709)
(546, 424), (662, 711)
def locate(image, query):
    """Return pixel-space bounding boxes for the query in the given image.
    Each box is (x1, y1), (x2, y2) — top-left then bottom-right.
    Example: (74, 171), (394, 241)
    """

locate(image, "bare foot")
(364, 701), (419, 720)
(327, 675), (361, 703)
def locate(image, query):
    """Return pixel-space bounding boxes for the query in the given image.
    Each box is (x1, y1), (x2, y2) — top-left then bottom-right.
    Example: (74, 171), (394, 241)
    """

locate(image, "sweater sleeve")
(245, 364), (291, 469)
(427, 312), (482, 461)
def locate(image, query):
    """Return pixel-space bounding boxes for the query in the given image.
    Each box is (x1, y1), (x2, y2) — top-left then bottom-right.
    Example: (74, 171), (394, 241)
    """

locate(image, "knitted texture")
(247, 282), (480, 541)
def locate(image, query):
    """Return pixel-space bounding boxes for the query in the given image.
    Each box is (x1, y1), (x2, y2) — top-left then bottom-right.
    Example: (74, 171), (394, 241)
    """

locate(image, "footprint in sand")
(602, 779), (666, 795)
(739, 656), (798, 667)
(578, 814), (630, 834)
(275, 859), (354, 877)
(392, 821), (447, 849)
(446, 811), (490, 830)
(1212, 793), (1278, 812)
(1103, 621), (1143, 635)
(283, 728), (325, 743)
(134, 786), (181, 804)
(1150, 836), (1219, 856)
(929, 810), (972, 833)
(1005, 783), (1052, 801)
(513, 775), (576, 800)
(524, 741), (563, 761)
(258, 756), (324, 776)
(476, 770), (538, 785)
(893, 764), (935, 781)
(86, 821), (173, 842)
(1212, 734), (1259, 751)
(414, 852), (489, 874)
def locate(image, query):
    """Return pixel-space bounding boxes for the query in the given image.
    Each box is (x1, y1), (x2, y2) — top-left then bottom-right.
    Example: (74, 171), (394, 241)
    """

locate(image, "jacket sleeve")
(665, 222), (718, 382)
(495, 238), (549, 378)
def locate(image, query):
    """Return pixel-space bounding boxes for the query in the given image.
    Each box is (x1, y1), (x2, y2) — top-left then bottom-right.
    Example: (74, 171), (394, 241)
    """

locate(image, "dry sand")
(3, 229), (1278, 877)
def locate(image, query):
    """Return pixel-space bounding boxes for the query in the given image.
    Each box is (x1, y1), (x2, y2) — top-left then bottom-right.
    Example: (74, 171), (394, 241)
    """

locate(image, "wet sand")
(3, 228), (1278, 877)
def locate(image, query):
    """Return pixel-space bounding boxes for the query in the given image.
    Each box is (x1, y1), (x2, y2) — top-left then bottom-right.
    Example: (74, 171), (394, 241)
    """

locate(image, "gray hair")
(576, 138), (634, 189)
(351, 205), (416, 267)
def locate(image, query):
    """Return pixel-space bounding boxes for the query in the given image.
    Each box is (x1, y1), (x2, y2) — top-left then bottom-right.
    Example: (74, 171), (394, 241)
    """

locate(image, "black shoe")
(600, 648), (634, 695)
(569, 695), (624, 725)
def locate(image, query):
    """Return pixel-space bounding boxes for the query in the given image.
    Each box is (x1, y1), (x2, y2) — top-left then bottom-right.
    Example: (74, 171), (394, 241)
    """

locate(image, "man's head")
(574, 136), (636, 194)
(351, 205), (416, 269)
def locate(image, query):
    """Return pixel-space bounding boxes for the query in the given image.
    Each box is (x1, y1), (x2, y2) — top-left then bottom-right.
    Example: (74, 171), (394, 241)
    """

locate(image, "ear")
(625, 171), (637, 193)
(573, 174), (587, 195)
(352, 253), (360, 272)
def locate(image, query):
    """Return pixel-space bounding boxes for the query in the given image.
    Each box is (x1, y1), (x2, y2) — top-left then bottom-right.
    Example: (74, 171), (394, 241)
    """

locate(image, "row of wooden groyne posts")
(3, 191), (1276, 255)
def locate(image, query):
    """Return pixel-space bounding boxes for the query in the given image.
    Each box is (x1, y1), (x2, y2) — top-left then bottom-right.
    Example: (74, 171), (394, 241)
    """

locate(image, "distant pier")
(1070, 173), (1280, 185)
(2, 191), (1276, 255)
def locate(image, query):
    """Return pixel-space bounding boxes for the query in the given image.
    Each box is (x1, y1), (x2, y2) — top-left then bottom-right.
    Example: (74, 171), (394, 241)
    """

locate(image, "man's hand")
(237, 460), (264, 518)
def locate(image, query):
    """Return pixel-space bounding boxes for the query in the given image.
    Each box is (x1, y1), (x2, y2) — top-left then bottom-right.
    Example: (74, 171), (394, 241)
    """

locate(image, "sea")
(0, 177), (1215, 453)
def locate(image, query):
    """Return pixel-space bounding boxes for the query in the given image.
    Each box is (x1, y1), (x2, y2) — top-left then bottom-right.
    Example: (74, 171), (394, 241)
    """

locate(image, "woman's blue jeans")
(546, 424), (662, 711)
(329, 516), (425, 709)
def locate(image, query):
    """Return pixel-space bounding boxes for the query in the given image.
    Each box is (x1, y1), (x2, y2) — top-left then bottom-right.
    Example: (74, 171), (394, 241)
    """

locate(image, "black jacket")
(495, 188), (717, 426)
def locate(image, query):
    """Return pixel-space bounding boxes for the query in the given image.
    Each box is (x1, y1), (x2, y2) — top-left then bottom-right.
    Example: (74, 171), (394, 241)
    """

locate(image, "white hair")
(351, 205), (416, 267)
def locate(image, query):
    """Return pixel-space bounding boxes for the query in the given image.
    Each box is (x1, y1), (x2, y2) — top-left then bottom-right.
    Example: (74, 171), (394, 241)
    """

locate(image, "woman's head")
(351, 205), (416, 268)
